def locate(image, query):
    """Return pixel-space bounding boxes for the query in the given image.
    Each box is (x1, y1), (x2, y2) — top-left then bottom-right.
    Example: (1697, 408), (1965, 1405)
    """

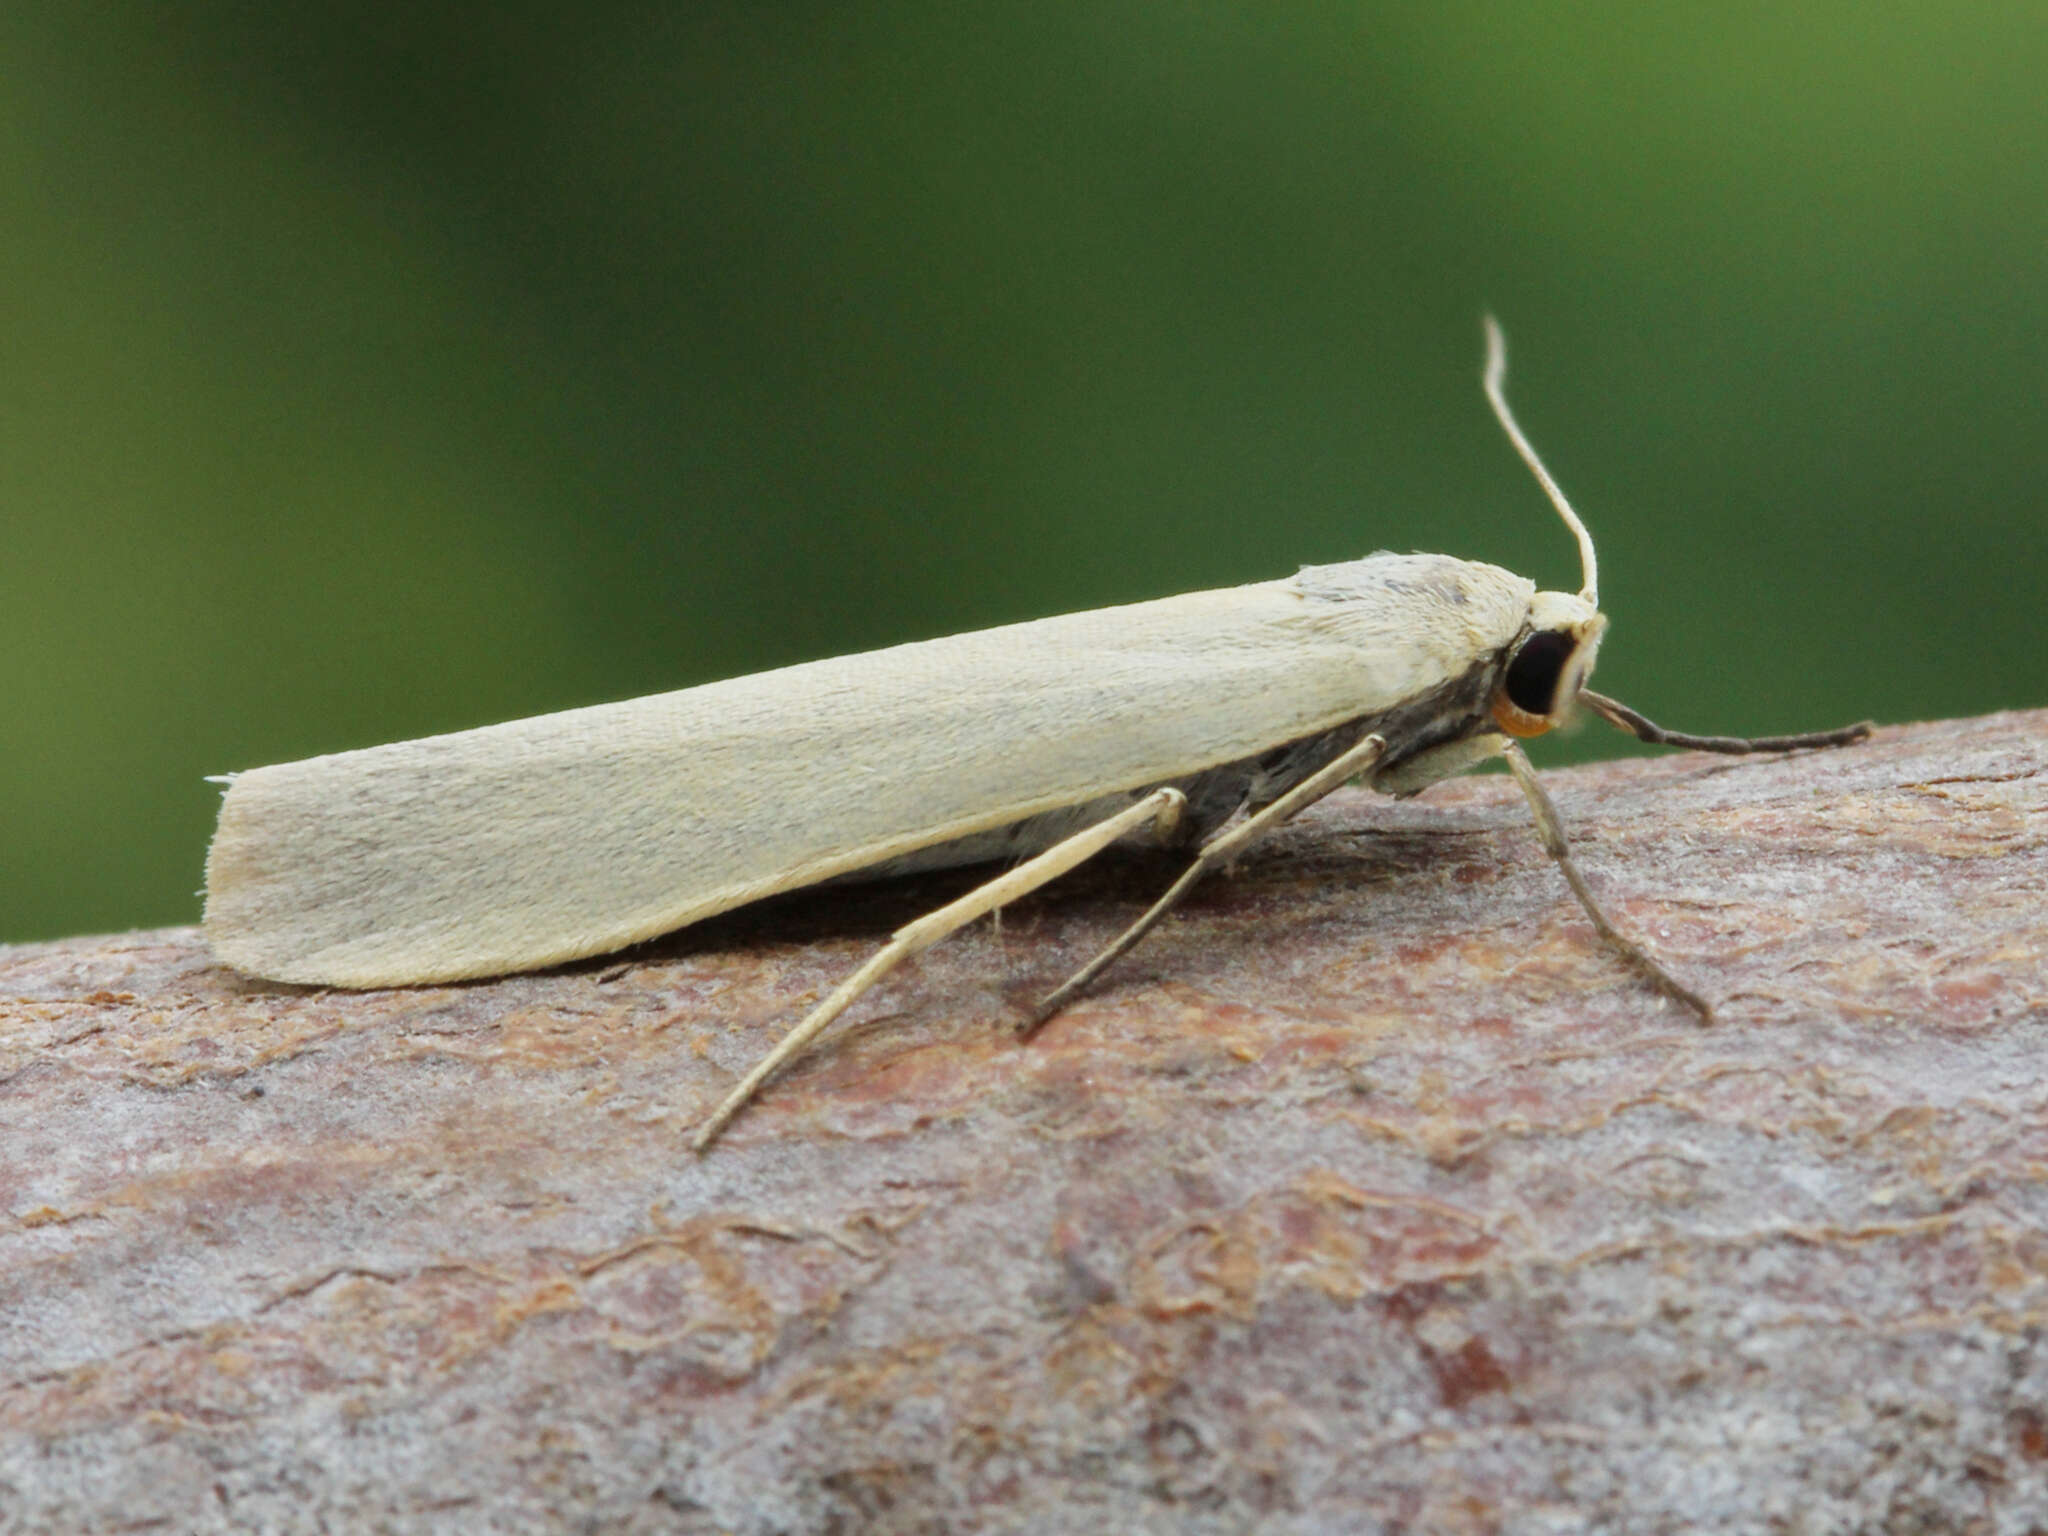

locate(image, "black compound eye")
(1505, 629), (1577, 717)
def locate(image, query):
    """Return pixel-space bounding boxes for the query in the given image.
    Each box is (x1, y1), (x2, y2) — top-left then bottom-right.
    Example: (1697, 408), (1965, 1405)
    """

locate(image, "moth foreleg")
(691, 785), (1188, 1152)
(1500, 740), (1713, 1021)
(1579, 689), (1871, 755)
(1025, 731), (1391, 1033)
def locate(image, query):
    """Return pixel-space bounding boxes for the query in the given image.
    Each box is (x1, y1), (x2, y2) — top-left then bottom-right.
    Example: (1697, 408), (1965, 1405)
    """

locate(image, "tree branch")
(4, 710), (2045, 1532)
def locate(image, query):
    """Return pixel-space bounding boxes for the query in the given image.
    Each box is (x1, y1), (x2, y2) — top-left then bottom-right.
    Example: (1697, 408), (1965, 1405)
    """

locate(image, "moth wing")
(204, 556), (1531, 985)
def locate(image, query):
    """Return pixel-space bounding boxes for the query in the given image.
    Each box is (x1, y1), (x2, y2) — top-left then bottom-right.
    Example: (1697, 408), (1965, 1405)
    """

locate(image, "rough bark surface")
(3, 710), (2045, 1535)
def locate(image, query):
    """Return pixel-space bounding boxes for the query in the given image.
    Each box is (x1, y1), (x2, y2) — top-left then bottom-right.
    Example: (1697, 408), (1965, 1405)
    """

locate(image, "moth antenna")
(1482, 316), (1598, 608)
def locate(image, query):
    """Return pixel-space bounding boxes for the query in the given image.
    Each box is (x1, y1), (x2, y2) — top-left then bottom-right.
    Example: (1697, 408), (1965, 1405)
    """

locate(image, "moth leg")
(1578, 689), (1871, 755)
(1500, 740), (1713, 1022)
(1026, 732), (1391, 1033)
(691, 786), (1188, 1152)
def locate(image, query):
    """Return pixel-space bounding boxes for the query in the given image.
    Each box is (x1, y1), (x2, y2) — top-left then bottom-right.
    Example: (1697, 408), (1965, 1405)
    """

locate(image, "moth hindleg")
(692, 786), (1188, 1151)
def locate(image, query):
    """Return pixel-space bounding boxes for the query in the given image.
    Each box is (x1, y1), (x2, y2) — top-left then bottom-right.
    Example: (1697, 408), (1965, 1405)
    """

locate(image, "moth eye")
(1505, 629), (1577, 717)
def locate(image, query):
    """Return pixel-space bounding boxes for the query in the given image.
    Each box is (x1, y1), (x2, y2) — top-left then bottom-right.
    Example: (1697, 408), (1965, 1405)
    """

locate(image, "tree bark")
(3, 709), (2045, 1534)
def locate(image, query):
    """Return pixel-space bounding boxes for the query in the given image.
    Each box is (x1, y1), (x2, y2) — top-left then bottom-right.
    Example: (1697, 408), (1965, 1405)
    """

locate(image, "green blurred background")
(5, 4), (2044, 944)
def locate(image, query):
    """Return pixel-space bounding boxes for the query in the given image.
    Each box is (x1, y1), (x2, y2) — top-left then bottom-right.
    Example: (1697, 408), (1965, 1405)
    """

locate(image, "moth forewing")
(203, 555), (1543, 988)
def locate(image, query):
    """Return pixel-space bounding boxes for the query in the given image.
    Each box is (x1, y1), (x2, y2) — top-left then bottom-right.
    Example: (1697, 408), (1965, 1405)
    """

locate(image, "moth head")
(1492, 591), (1606, 739)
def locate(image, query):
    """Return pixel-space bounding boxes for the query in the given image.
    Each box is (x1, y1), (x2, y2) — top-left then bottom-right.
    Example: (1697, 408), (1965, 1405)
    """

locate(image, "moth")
(204, 321), (1869, 1148)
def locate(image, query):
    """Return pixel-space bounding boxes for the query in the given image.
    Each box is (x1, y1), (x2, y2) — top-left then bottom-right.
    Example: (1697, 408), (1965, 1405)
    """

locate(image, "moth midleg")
(1500, 740), (1713, 1020)
(1026, 731), (1391, 1032)
(1579, 689), (1871, 755)
(691, 786), (1188, 1151)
